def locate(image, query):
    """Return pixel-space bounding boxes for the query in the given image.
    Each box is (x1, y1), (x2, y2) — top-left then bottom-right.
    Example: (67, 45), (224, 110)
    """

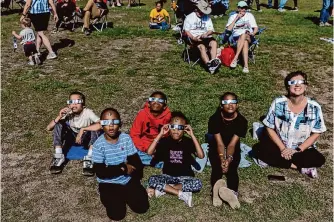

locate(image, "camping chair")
(129, 0), (140, 6)
(15, 0), (25, 9)
(81, 0), (108, 32)
(220, 27), (266, 64)
(1, 0), (12, 11)
(54, 0), (80, 32)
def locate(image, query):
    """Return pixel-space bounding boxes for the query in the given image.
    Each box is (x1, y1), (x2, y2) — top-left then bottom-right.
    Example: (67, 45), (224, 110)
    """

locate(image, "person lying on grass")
(146, 111), (204, 207)
(130, 91), (172, 168)
(226, 1), (258, 73)
(92, 108), (148, 221)
(149, 0), (171, 30)
(255, 71), (326, 178)
(208, 92), (248, 209)
(46, 91), (100, 176)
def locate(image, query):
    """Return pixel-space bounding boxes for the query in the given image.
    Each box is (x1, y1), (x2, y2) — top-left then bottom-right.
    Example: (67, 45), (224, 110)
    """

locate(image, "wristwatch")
(295, 147), (302, 152)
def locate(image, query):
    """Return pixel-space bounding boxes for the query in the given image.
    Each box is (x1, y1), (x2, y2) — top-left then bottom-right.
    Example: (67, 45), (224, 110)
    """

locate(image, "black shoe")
(82, 155), (94, 176)
(49, 154), (65, 174)
(84, 28), (91, 36)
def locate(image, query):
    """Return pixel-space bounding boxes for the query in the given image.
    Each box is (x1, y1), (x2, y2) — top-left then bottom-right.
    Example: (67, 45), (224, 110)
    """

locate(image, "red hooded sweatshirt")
(130, 102), (171, 152)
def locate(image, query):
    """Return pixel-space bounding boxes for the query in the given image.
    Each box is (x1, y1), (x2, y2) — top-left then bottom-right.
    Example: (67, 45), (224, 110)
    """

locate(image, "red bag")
(219, 46), (235, 67)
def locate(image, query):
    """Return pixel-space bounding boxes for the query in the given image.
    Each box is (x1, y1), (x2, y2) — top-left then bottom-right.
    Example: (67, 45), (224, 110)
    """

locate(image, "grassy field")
(1, 0), (333, 221)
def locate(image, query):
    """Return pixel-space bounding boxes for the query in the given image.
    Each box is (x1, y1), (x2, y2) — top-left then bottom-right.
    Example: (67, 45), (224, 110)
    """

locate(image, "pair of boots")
(212, 179), (240, 209)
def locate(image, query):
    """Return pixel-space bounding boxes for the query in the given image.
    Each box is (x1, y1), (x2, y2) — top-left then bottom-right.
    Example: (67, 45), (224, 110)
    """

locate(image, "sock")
(87, 149), (93, 156)
(55, 147), (63, 154)
(178, 191), (182, 197)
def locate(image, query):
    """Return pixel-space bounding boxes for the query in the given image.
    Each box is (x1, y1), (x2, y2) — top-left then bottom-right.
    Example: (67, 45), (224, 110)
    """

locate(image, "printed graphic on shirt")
(170, 150), (183, 164)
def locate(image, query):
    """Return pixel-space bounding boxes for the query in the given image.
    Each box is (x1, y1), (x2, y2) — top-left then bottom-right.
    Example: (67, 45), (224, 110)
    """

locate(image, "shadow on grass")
(53, 38), (75, 53)
(305, 16), (320, 25)
(1, 8), (22, 16)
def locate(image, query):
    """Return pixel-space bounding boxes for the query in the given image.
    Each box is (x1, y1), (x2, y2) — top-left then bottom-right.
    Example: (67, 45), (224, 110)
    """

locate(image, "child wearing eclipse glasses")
(207, 92), (248, 209)
(146, 112), (204, 207)
(130, 91), (171, 168)
(46, 92), (100, 175)
(92, 108), (149, 221)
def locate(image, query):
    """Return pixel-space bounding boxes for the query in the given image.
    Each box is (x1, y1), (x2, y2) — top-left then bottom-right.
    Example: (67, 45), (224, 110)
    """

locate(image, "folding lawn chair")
(53, 0), (80, 32)
(90, 10), (108, 32)
(15, 0), (25, 9)
(1, 0), (13, 12)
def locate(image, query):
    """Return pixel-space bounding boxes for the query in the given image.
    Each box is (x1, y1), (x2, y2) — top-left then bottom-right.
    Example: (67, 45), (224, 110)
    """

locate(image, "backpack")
(219, 46), (235, 67)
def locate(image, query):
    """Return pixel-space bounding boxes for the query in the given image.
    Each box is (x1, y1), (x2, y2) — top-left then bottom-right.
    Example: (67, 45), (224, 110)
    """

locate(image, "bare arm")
(226, 135), (239, 157)
(11, 31), (22, 39)
(214, 133), (226, 162)
(46, 107), (70, 131)
(298, 133), (321, 151)
(20, 0), (32, 21)
(184, 125), (204, 159)
(48, 0), (58, 21)
(147, 124), (169, 155)
(251, 26), (259, 35)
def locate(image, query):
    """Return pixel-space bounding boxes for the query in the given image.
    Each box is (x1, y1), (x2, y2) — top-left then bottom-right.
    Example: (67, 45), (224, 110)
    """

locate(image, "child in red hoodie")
(130, 91), (171, 167)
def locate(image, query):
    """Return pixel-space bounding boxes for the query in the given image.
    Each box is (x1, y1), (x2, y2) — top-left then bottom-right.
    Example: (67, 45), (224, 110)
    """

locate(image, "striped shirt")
(92, 132), (137, 185)
(263, 96), (326, 149)
(29, 0), (50, 14)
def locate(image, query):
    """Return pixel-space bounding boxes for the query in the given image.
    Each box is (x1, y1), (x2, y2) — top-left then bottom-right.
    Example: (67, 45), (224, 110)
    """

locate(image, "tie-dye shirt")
(263, 96), (326, 149)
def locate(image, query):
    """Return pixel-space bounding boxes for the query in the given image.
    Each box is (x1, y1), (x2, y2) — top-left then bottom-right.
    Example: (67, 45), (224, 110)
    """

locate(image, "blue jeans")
(320, 0), (333, 23)
(137, 150), (163, 168)
(149, 22), (169, 30)
(278, 0), (288, 9)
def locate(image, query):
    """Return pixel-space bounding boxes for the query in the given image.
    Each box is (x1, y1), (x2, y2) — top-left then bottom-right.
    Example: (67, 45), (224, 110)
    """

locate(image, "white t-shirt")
(19, 28), (35, 45)
(226, 12), (257, 37)
(65, 108), (100, 133)
(183, 12), (214, 38)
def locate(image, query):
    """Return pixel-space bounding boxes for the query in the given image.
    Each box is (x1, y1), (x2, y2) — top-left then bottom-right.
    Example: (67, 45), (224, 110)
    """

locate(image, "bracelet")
(227, 155), (233, 161)
(153, 138), (159, 143)
(54, 119), (58, 124)
(219, 153), (224, 157)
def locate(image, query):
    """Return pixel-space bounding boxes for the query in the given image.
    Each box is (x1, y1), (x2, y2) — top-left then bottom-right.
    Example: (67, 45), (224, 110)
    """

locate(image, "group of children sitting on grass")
(46, 71), (326, 221)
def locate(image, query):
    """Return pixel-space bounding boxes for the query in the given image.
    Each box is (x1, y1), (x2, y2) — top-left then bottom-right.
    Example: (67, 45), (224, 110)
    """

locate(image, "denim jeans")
(149, 21), (169, 30)
(320, 0), (333, 23)
(278, 0), (288, 9)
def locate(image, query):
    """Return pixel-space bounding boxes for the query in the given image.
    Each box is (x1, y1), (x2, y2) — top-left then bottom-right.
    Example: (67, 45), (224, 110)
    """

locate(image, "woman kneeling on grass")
(256, 71), (326, 178)
(146, 111), (204, 207)
(208, 92), (248, 209)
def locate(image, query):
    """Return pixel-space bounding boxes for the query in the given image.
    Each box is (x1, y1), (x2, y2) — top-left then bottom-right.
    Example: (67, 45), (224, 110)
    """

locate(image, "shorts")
(23, 43), (37, 57)
(195, 37), (216, 47)
(29, 12), (50, 31)
(233, 34), (256, 43)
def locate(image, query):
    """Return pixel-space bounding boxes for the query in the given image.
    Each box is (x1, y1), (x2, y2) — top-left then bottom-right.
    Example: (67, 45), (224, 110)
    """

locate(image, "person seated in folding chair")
(183, 0), (221, 74)
(226, 1), (258, 73)
(149, 1), (171, 30)
(82, 0), (108, 35)
(52, 0), (77, 32)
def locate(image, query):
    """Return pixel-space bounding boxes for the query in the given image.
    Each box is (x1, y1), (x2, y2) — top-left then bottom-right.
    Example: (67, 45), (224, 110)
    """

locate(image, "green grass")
(1, 0), (333, 221)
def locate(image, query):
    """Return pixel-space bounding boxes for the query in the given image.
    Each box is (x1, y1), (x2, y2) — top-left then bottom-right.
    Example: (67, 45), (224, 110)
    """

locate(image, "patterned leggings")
(148, 174), (202, 193)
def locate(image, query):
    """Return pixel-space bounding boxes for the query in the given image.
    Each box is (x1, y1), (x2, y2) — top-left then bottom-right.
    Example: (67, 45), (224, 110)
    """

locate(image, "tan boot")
(212, 179), (227, 206)
(218, 187), (240, 209)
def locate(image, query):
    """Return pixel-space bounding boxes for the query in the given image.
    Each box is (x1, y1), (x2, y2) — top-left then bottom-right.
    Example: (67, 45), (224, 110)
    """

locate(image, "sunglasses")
(169, 124), (185, 130)
(288, 80), (306, 86)
(221, 99), (238, 105)
(67, 99), (83, 105)
(148, 97), (166, 104)
(100, 119), (121, 126)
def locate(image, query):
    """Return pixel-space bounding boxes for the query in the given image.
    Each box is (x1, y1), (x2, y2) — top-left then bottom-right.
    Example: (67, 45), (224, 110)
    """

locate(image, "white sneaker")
(242, 67), (249, 73)
(28, 60), (35, 65)
(178, 191), (193, 207)
(47, 52), (57, 60)
(155, 189), (166, 198)
(83, 155), (94, 176)
(278, 8), (286, 12)
(50, 153), (65, 174)
(230, 59), (238, 68)
(218, 187), (240, 209)
(301, 168), (318, 178)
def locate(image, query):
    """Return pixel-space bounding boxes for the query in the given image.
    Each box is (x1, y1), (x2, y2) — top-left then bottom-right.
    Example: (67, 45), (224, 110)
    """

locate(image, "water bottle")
(13, 37), (17, 52)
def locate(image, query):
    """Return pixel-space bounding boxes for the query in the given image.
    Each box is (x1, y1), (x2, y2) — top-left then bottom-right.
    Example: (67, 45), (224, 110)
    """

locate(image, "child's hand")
(58, 107), (71, 118)
(125, 164), (136, 174)
(12, 31), (16, 35)
(221, 159), (229, 173)
(160, 124), (170, 135)
(184, 125), (194, 136)
(75, 129), (84, 144)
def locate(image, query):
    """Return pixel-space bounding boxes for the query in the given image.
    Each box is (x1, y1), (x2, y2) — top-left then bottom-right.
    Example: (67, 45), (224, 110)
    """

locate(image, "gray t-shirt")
(19, 28), (35, 44)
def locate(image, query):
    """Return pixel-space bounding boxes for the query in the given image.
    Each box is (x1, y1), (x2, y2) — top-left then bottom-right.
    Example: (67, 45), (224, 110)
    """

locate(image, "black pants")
(208, 149), (241, 193)
(99, 179), (149, 221)
(254, 137), (325, 169)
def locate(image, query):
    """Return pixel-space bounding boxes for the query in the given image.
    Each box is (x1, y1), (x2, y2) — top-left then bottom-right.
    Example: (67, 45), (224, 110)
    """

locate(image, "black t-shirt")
(208, 109), (248, 155)
(154, 136), (196, 177)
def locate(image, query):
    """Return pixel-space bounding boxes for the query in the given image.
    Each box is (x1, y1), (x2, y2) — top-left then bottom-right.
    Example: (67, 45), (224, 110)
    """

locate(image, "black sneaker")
(50, 153), (65, 174)
(209, 58), (221, 74)
(84, 28), (91, 36)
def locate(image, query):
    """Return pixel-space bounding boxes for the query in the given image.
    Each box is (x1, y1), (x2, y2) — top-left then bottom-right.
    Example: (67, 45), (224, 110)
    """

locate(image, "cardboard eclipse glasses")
(101, 119), (121, 126)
